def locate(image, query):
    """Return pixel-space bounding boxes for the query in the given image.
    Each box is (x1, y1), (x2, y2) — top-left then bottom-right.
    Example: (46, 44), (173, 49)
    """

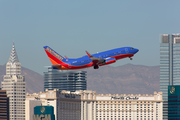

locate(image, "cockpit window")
(130, 47), (134, 50)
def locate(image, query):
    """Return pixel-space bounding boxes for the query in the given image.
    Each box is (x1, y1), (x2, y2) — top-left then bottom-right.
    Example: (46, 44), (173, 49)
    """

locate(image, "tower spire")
(8, 43), (19, 64)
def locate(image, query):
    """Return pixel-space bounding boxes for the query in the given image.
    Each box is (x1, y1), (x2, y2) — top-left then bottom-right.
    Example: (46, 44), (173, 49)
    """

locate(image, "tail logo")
(46, 47), (64, 60)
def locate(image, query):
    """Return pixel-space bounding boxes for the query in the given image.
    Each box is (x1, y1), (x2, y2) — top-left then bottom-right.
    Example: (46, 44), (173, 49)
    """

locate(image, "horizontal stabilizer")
(52, 65), (62, 69)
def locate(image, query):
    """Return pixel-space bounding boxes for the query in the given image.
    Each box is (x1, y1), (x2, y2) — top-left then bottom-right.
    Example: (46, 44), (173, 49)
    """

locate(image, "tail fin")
(43, 46), (66, 65)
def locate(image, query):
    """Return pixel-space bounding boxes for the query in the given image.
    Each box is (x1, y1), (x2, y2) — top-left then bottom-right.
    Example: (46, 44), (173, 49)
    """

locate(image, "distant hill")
(86, 64), (160, 95)
(0, 64), (160, 94)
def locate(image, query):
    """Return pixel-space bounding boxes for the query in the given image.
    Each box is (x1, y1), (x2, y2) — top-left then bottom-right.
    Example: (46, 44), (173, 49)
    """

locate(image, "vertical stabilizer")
(43, 46), (66, 65)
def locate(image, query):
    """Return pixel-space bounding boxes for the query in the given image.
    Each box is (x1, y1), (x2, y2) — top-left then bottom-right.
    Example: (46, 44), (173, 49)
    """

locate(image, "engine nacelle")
(99, 57), (116, 66)
(105, 57), (116, 65)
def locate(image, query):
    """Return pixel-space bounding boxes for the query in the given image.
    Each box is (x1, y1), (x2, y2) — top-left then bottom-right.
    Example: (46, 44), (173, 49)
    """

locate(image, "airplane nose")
(135, 49), (139, 53)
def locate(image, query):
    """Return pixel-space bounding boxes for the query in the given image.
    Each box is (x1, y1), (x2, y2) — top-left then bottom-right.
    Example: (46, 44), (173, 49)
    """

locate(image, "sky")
(0, 1), (180, 75)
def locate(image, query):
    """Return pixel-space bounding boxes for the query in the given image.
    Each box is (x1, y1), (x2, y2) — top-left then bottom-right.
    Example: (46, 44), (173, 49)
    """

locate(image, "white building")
(26, 89), (81, 120)
(1, 43), (26, 120)
(25, 93), (41, 120)
(79, 90), (97, 120)
(26, 90), (163, 120)
(79, 90), (163, 120)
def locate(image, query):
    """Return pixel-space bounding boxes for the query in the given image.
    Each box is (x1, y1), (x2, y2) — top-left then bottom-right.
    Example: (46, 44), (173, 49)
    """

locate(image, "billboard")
(33, 106), (55, 120)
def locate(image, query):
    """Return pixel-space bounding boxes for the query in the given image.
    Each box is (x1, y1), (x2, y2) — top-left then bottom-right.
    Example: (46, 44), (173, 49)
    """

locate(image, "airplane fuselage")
(44, 46), (139, 70)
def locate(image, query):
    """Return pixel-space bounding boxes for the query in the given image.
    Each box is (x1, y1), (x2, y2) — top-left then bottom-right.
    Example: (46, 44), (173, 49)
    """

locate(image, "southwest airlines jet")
(44, 46), (139, 70)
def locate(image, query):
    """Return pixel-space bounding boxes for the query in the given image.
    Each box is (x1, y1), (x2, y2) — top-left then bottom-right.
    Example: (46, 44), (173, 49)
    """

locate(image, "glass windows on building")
(44, 68), (87, 92)
(160, 34), (180, 120)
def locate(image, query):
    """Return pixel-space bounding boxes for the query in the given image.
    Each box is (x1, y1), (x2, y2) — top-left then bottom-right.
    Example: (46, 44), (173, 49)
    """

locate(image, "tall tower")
(160, 34), (180, 120)
(1, 43), (26, 120)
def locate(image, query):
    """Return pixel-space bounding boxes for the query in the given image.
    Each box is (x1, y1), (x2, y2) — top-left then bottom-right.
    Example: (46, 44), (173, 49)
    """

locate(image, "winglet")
(86, 51), (91, 58)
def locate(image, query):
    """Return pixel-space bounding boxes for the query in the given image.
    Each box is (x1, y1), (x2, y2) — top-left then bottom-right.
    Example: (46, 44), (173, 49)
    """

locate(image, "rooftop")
(8, 43), (19, 64)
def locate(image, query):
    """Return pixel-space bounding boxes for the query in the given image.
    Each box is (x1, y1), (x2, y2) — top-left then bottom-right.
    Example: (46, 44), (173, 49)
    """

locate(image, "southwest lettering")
(46, 47), (63, 60)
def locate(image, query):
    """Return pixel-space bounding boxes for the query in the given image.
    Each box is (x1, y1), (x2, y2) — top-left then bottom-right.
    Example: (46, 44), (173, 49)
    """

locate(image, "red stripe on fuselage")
(114, 53), (134, 60)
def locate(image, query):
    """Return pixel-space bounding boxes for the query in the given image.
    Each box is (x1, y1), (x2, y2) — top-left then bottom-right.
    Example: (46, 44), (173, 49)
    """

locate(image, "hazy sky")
(0, 1), (179, 74)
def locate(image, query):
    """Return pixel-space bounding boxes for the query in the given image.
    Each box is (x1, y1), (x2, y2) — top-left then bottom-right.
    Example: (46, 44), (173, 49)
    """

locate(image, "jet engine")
(99, 57), (116, 66)
(105, 57), (116, 65)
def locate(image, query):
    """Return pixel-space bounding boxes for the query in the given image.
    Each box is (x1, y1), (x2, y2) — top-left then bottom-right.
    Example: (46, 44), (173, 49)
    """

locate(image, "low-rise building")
(26, 89), (81, 120)
(25, 93), (41, 120)
(26, 90), (163, 120)
(79, 90), (163, 120)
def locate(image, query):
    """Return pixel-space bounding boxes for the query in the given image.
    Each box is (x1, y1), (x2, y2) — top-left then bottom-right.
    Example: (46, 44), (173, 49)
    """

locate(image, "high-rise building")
(168, 85), (180, 119)
(1, 43), (26, 120)
(160, 33), (180, 119)
(44, 68), (87, 92)
(0, 90), (9, 120)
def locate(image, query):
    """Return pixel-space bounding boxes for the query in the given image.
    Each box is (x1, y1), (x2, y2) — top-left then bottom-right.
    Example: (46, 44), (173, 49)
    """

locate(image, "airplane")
(43, 46), (139, 70)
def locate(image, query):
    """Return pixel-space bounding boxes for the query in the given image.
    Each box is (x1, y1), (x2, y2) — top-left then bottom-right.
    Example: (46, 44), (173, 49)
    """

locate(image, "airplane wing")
(86, 51), (106, 65)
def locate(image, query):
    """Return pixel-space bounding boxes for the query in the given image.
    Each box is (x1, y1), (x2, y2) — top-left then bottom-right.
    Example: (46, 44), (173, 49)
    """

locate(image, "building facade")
(0, 90), (9, 120)
(80, 91), (163, 120)
(26, 89), (81, 120)
(160, 33), (180, 119)
(79, 90), (97, 120)
(168, 85), (180, 120)
(44, 68), (87, 92)
(1, 43), (26, 120)
(26, 90), (163, 120)
(25, 93), (41, 120)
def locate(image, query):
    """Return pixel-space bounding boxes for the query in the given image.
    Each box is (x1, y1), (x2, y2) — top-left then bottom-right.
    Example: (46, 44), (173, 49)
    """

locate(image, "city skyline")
(0, 1), (180, 74)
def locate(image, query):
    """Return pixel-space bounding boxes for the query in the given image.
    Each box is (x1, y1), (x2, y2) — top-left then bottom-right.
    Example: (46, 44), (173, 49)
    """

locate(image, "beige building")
(26, 90), (163, 120)
(26, 89), (81, 120)
(78, 90), (97, 120)
(25, 93), (41, 120)
(1, 43), (26, 120)
(79, 90), (163, 120)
